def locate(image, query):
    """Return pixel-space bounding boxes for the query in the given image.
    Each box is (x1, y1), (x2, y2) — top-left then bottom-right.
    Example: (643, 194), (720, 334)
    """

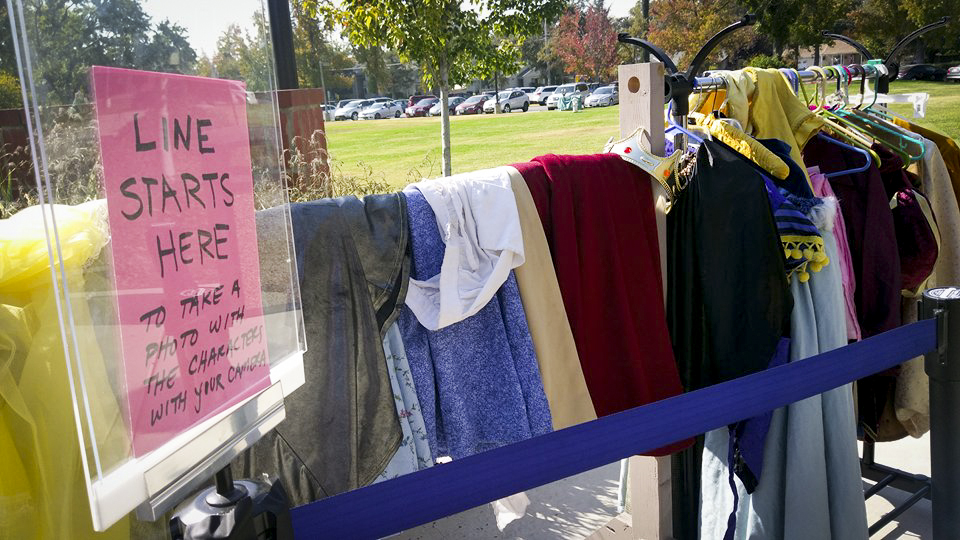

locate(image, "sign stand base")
(169, 467), (293, 540)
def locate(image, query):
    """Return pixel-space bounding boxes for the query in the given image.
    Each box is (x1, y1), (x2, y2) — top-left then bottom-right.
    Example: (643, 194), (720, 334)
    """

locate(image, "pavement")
(393, 435), (933, 539)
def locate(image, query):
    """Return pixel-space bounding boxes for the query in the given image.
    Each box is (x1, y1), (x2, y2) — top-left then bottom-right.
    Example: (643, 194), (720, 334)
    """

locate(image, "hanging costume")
(515, 154), (687, 439)
(233, 196), (408, 503)
(399, 177), (552, 460)
(0, 201), (130, 540)
(505, 167), (596, 430)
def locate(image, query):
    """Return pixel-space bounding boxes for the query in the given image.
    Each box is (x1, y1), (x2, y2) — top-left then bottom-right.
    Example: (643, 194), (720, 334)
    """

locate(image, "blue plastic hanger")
(779, 68), (800, 94)
(815, 132), (872, 178)
(665, 100), (704, 147)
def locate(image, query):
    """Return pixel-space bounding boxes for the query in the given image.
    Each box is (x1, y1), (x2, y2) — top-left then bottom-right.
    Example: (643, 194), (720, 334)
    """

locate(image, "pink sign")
(92, 66), (271, 456)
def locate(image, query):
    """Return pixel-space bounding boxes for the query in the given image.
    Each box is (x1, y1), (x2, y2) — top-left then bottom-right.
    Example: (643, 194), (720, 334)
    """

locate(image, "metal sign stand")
(168, 467), (293, 540)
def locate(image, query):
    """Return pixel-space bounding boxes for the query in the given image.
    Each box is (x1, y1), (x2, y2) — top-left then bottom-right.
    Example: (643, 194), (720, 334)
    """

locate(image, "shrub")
(747, 54), (789, 70)
(0, 72), (22, 109)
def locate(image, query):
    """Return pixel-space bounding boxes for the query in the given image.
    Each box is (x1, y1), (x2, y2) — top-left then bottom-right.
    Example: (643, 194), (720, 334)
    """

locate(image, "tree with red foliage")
(549, 4), (618, 82)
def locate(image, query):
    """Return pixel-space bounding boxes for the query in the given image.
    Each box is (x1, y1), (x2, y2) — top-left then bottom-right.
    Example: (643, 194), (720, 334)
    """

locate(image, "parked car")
(336, 99), (354, 108)
(587, 82), (601, 92)
(517, 86), (535, 96)
(407, 94), (436, 108)
(482, 90), (498, 97)
(946, 65), (960, 82)
(483, 89), (530, 113)
(529, 85), (557, 105)
(546, 82), (590, 110)
(456, 94), (490, 115)
(406, 97), (439, 117)
(585, 85), (619, 107)
(322, 104), (335, 122)
(898, 64), (947, 81)
(335, 99), (374, 121)
(450, 91), (473, 99)
(430, 96), (466, 116)
(359, 100), (404, 119)
(392, 99), (407, 110)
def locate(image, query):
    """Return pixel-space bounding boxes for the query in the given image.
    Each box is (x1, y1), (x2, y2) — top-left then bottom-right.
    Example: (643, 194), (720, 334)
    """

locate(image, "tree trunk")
(494, 68), (501, 114)
(438, 59), (452, 177)
(915, 39), (926, 64)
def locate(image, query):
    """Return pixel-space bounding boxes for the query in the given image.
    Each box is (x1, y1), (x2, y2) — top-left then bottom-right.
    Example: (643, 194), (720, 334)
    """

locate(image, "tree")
(141, 21), (198, 74)
(648, 0), (754, 69)
(850, 0), (959, 63)
(353, 45), (392, 95)
(290, 0), (354, 99)
(4, 0), (197, 104)
(207, 14), (272, 92)
(549, 4), (619, 82)
(627, 0), (650, 62)
(735, 0), (852, 58)
(471, 33), (525, 109)
(520, 20), (562, 86)
(320, 0), (565, 177)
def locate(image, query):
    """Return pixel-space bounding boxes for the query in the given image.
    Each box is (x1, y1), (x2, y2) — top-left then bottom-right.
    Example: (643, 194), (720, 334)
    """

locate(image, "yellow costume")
(1, 200), (130, 539)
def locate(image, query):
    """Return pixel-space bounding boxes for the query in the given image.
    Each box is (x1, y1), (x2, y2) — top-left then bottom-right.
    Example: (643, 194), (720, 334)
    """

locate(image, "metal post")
(268, 0), (299, 90)
(920, 288), (960, 539)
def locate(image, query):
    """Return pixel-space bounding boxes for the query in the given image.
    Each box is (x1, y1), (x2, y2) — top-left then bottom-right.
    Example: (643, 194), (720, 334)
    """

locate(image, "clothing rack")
(691, 60), (941, 537)
(692, 63), (885, 92)
(618, 58), (952, 537)
(284, 58), (960, 538)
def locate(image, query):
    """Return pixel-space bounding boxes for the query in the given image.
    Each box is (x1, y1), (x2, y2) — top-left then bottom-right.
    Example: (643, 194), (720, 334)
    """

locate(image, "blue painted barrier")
(291, 319), (937, 539)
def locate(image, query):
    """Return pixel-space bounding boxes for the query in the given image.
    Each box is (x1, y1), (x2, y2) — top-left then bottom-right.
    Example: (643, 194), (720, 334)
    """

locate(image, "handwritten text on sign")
(92, 66), (270, 456)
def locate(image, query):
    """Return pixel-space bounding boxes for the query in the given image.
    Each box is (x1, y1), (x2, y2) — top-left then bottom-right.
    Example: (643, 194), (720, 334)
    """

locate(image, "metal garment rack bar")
(691, 63), (887, 93)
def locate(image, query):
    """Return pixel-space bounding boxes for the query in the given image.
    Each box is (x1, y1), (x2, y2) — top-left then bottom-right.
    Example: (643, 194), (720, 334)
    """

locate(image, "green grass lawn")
(885, 80), (960, 140)
(324, 80), (960, 188)
(325, 107), (621, 188)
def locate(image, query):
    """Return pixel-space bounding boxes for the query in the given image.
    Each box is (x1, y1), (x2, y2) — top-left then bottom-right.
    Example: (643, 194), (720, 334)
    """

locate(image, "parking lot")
(334, 101), (600, 122)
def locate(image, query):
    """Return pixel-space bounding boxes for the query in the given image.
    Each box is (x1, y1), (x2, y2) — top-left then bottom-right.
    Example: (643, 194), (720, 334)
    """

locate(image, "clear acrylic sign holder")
(5, 0), (305, 532)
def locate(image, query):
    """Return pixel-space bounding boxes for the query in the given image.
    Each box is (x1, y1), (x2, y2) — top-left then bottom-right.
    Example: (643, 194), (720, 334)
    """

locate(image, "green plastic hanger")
(834, 67), (925, 164)
(803, 67), (882, 165)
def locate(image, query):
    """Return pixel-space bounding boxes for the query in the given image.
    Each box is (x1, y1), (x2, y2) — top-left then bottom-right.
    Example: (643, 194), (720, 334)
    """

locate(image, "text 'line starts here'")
(92, 66), (271, 456)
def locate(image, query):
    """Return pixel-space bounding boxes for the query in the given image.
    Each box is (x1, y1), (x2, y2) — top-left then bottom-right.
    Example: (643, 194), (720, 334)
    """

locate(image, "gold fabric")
(690, 112), (790, 180)
(690, 67), (824, 189)
(0, 201), (130, 539)
(506, 167), (597, 429)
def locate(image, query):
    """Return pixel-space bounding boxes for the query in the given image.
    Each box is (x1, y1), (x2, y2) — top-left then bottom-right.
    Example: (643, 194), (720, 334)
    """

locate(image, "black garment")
(667, 140), (793, 391)
(667, 141), (792, 539)
(232, 195), (408, 504)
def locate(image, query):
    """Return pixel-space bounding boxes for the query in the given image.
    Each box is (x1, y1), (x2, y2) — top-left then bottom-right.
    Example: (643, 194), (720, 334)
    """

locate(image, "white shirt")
(404, 166), (524, 330)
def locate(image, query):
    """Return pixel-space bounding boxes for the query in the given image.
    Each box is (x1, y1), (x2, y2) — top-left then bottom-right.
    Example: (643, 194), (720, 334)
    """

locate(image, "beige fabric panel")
(505, 166), (597, 429)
